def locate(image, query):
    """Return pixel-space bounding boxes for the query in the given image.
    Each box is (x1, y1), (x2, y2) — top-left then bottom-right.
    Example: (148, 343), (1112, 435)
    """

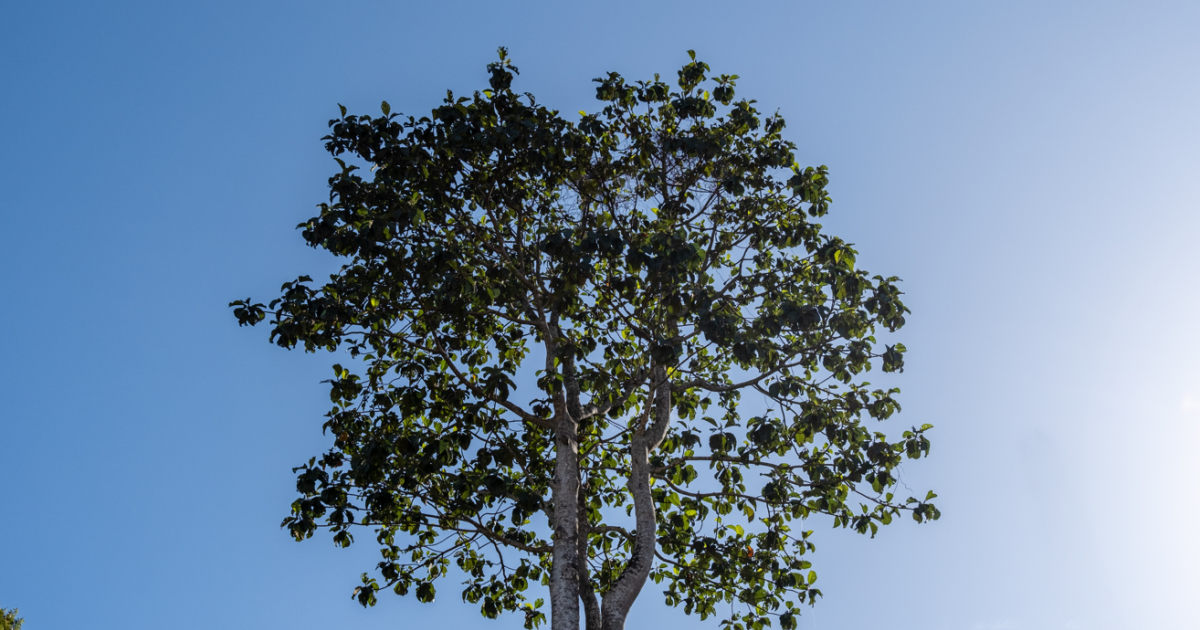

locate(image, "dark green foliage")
(231, 48), (938, 630)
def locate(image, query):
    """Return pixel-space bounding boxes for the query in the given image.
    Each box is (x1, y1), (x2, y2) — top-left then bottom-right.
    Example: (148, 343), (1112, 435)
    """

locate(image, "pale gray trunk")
(600, 365), (672, 630)
(550, 412), (581, 630)
(563, 351), (602, 630)
(551, 349), (583, 630)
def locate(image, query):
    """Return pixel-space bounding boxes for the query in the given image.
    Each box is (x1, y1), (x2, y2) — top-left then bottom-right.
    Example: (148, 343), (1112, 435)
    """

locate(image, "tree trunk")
(551, 347), (584, 630)
(550, 413), (581, 630)
(600, 365), (672, 630)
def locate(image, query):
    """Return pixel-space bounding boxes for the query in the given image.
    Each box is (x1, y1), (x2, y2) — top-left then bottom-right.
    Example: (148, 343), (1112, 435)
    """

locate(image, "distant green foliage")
(0, 605), (23, 630)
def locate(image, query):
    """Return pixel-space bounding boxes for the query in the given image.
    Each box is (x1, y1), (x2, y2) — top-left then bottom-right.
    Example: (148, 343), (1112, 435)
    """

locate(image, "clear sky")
(2, 1), (1198, 629)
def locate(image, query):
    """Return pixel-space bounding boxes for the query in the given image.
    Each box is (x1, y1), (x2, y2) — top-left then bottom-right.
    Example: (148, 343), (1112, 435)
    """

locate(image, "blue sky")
(2, 1), (1198, 629)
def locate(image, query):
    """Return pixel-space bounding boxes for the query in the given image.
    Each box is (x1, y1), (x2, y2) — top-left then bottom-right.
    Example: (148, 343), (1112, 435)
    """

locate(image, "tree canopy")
(231, 48), (939, 630)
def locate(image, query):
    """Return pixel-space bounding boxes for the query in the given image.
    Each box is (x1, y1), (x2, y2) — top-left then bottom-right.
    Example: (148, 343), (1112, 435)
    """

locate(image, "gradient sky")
(2, 2), (1198, 629)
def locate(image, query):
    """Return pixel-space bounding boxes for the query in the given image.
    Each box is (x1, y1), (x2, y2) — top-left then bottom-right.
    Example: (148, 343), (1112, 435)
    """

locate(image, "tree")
(231, 49), (939, 630)
(0, 605), (23, 630)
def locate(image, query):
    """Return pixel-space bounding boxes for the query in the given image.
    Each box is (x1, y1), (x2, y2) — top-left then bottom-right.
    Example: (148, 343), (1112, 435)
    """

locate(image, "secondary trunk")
(598, 365), (673, 630)
(579, 494), (602, 630)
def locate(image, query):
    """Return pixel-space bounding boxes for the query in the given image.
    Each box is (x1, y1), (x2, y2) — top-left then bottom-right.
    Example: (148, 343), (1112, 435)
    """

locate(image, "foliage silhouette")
(232, 49), (938, 630)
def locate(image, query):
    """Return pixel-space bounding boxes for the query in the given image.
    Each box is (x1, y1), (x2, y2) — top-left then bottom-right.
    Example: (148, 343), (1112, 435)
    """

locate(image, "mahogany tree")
(231, 49), (938, 630)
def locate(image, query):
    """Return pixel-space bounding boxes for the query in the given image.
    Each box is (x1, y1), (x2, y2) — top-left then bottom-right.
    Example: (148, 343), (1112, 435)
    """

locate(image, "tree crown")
(232, 48), (938, 630)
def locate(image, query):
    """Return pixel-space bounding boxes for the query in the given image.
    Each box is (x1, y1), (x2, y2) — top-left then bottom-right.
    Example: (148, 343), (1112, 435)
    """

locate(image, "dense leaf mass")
(231, 49), (938, 630)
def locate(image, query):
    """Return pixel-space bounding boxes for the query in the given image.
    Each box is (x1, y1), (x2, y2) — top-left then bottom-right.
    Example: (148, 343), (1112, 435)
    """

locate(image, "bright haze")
(1, 2), (1196, 629)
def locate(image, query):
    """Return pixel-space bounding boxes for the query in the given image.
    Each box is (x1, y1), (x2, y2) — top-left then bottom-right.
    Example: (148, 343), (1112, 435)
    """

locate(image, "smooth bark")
(598, 365), (672, 630)
(550, 411), (581, 630)
(550, 347), (584, 630)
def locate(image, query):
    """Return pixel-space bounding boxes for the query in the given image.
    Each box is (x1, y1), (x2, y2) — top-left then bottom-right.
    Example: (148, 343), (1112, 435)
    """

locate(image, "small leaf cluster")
(0, 605), (22, 630)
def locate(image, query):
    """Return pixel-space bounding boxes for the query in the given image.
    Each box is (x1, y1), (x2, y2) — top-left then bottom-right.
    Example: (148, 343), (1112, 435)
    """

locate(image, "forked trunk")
(597, 365), (672, 630)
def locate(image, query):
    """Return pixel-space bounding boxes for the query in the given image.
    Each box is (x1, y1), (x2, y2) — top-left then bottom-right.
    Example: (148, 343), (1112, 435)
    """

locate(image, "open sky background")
(2, 1), (1198, 629)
